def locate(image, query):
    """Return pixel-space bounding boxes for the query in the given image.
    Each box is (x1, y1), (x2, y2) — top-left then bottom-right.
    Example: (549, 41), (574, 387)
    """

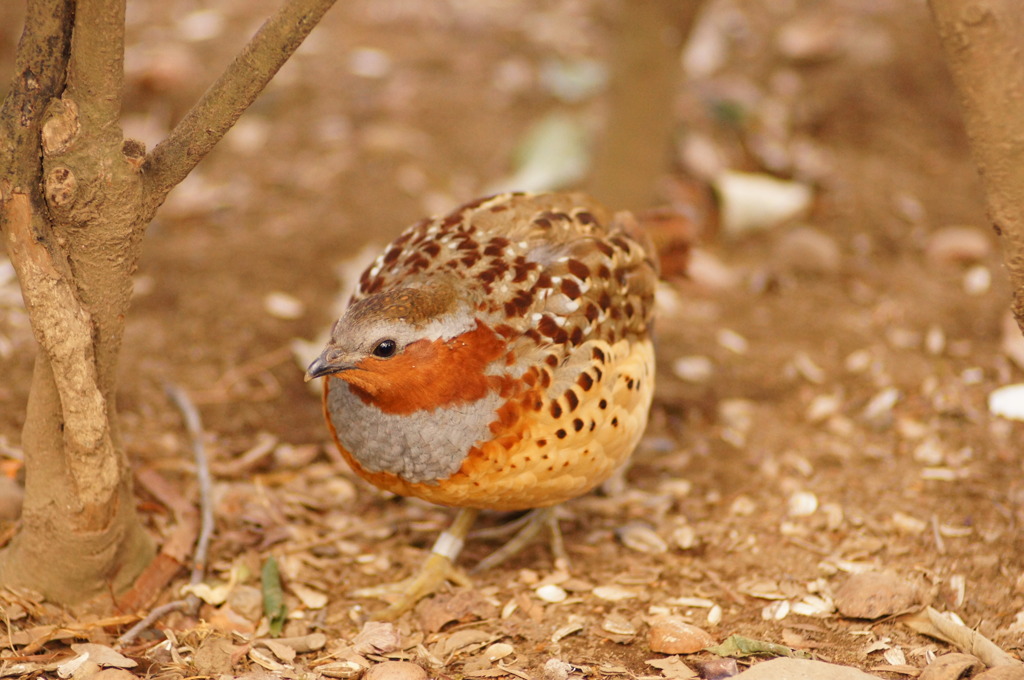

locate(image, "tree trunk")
(0, 0), (337, 604)
(928, 0), (1024, 336)
(0, 0), (149, 601)
(589, 0), (708, 210)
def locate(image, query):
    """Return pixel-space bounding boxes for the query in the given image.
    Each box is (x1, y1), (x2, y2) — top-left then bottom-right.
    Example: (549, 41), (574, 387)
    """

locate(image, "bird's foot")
(472, 507), (567, 573)
(354, 508), (479, 621)
(356, 551), (472, 621)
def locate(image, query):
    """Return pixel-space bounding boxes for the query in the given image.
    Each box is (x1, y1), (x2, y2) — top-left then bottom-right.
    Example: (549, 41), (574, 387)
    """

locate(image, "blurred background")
(1, 0), (1021, 670)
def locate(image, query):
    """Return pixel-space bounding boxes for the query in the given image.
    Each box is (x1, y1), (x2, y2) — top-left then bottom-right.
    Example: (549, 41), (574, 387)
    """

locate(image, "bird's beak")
(305, 354), (356, 382)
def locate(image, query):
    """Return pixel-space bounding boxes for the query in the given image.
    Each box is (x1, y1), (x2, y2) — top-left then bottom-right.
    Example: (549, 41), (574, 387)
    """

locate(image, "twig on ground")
(930, 514), (946, 555)
(115, 385), (216, 648)
(165, 383), (216, 594)
(114, 599), (187, 649)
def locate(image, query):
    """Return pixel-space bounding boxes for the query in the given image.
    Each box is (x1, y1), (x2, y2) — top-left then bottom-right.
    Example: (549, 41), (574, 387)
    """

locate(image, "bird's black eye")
(372, 339), (397, 358)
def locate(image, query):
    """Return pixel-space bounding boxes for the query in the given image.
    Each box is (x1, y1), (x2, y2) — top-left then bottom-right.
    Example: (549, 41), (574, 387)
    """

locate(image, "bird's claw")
(354, 551), (472, 621)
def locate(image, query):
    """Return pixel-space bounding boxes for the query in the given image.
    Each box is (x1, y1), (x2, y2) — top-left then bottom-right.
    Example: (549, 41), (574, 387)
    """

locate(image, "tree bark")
(928, 0), (1024, 335)
(0, 0), (338, 603)
(588, 0), (707, 211)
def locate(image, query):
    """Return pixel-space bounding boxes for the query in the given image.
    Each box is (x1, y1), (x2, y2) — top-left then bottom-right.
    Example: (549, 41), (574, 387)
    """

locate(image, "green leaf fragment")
(705, 635), (812, 659)
(261, 556), (287, 637)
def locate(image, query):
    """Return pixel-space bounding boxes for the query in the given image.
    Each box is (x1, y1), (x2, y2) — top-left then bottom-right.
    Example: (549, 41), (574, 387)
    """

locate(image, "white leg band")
(431, 531), (465, 561)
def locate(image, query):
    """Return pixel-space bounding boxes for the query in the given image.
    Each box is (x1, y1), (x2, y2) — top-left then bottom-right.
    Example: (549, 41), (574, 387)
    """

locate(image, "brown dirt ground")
(1, 1), (1023, 678)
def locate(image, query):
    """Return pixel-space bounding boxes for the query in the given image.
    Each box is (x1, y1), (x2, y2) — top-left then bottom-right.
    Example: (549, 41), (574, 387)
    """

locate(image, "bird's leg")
(361, 507), (479, 621)
(471, 506), (568, 573)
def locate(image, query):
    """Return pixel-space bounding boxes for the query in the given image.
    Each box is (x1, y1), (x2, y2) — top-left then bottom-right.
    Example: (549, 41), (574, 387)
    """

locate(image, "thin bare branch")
(142, 0), (338, 209)
(64, 0), (124, 132)
(928, 0), (1024, 332)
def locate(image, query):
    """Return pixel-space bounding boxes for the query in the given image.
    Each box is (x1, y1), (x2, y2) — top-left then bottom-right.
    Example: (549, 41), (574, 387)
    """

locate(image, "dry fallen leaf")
(902, 608), (1021, 669)
(646, 656), (698, 680)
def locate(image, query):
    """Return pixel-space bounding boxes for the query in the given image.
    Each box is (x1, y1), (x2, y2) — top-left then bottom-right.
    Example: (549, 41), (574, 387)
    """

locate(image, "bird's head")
(305, 283), (505, 414)
(307, 283), (467, 378)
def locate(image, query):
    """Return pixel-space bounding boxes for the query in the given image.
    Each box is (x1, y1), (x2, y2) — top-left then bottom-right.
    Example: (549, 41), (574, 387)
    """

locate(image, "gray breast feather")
(328, 382), (502, 484)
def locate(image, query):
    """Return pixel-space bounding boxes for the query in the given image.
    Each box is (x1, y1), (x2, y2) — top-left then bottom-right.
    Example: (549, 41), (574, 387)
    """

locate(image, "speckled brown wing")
(326, 192), (658, 511)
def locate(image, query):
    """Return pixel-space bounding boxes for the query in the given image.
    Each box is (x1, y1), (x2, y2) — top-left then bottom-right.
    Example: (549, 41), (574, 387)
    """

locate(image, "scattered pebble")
(264, 291), (305, 319)
(792, 594), (835, 617)
(593, 585), (639, 602)
(730, 495), (757, 516)
(673, 355), (715, 383)
(788, 491), (818, 517)
(538, 57), (606, 102)
(947, 575), (967, 608)
(363, 661), (427, 680)
(683, 18), (729, 78)
(761, 600), (790, 621)
(961, 367), (985, 385)
(776, 14), (842, 63)
(535, 584), (567, 603)
(697, 656), (739, 680)
(891, 511), (927, 534)
(348, 47), (392, 78)
(925, 226), (992, 266)
(671, 525), (699, 550)
(774, 226), (842, 275)
(861, 387), (900, 429)
(602, 614), (638, 636)
(844, 349), (873, 373)
(648, 616), (715, 654)
(225, 116), (271, 153)
(912, 438), (946, 466)
(925, 325), (946, 355)
(717, 328), (750, 354)
(319, 660), (366, 678)
(715, 171), (813, 236)
(791, 351), (827, 384)
(542, 658), (574, 680)
(963, 265), (991, 296)
(719, 400), (755, 434)
(616, 521), (668, 554)
(834, 571), (920, 619)
(989, 384), (1024, 421)
(687, 248), (741, 289)
(485, 642), (514, 661)
(176, 8), (224, 41)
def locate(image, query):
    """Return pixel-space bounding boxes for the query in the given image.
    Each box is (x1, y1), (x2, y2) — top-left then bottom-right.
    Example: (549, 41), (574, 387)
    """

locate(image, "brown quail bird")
(307, 192), (657, 618)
